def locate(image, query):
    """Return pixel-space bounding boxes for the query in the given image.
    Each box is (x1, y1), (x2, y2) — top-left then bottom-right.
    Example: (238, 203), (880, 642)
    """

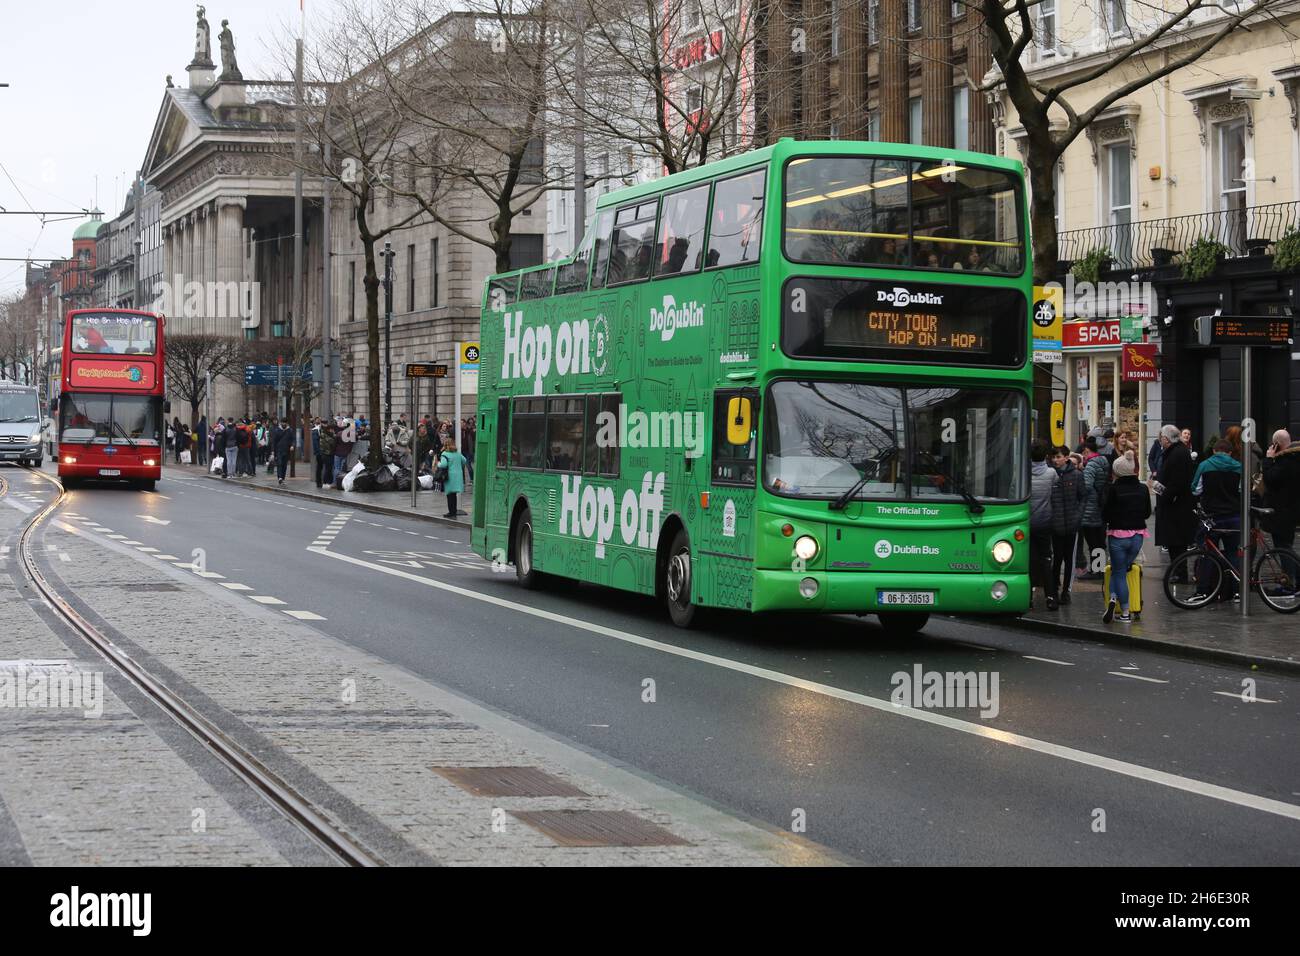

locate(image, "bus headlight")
(799, 577), (819, 599)
(794, 535), (819, 561)
(143, 458), (156, 466)
(991, 540), (1014, 564)
(62, 456), (76, 465)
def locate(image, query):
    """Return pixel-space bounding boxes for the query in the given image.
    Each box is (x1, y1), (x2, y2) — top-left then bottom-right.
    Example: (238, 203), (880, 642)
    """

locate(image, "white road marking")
(1023, 655), (1075, 666)
(310, 545), (1300, 824)
(220, 582), (253, 591)
(284, 610), (326, 621)
(136, 515), (171, 525)
(1109, 671), (1169, 684)
(1213, 691), (1279, 704)
(121, 540), (143, 545)
(106, 534), (127, 540)
(152, 554), (181, 561)
(135, 547), (158, 553)
(249, 596), (286, 605)
(59, 553), (71, 563)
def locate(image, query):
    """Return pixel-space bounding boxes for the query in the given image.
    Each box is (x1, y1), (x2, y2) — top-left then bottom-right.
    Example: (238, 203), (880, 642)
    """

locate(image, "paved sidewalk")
(1012, 537), (1300, 673)
(168, 460), (472, 529)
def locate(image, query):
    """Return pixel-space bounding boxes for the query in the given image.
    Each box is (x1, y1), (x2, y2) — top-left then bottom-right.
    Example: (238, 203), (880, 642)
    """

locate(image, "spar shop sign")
(1063, 320), (1122, 349)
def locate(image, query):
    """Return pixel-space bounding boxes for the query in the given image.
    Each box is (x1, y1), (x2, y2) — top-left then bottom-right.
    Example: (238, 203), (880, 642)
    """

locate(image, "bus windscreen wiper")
(829, 470), (872, 511)
(110, 419), (137, 448)
(947, 477), (985, 515)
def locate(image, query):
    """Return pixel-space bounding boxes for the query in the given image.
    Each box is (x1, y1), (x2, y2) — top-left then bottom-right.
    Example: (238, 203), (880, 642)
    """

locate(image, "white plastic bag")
(418, 474), (434, 490)
(387, 463), (400, 475)
(341, 461), (365, 492)
(210, 457), (223, 474)
(180, 449), (191, 464)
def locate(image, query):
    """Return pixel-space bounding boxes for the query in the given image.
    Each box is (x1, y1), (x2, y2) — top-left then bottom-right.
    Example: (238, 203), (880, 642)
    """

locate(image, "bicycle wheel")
(1255, 547), (1300, 613)
(1164, 549), (1222, 609)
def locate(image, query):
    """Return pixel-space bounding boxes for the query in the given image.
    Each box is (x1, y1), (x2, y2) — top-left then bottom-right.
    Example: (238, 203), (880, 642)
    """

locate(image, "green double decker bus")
(472, 138), (1032, 633)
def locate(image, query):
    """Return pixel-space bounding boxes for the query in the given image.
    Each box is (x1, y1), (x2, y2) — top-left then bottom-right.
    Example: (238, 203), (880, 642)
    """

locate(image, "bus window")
(556, 225), (596, 294)
(584, 396), (600, 475)
(510, 397), (546, 469)
(521, 267), (556, 300)
(496, 397), (510, 467)
(588, 210), (615, 291)
(608, 203), (657, 285)
(58, 394), (113, 442)
(654, 183), (710, 277)
(711, 390), (757, 485)
(911, 162), (1024, 273)
(598, 393), (621, 476)
(708, 168), (766, 268)
(545, 397), (584, 472)
(488, 276), (519, 311)
(71, 312), (157, 355)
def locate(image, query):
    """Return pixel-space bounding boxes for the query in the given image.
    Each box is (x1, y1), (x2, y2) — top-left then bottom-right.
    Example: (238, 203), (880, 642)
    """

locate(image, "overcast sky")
(0, 1), (322, 296)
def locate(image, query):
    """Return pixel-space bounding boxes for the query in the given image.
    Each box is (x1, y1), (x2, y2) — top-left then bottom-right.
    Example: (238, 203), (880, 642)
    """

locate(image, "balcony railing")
(1057, 201), (1300, 271)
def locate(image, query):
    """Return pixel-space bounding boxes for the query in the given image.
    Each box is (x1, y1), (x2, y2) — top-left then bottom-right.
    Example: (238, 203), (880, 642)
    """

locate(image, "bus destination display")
(858, 305), (992, 353)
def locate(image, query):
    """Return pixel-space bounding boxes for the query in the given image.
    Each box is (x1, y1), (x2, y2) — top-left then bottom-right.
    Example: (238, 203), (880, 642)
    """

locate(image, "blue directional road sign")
(244, 364), (312, 387)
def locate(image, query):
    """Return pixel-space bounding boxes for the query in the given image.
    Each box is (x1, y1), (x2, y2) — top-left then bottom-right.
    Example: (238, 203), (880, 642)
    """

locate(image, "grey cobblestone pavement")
(0, 490), (292, 866)
(3, 482), (802, 865)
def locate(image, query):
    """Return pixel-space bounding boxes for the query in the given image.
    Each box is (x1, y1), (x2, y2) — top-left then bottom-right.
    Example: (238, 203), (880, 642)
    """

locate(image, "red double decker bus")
(56, 308), (166, 490)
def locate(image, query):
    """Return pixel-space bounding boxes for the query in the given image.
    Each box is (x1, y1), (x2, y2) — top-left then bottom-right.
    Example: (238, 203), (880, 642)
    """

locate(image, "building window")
(1103, 142), (1133, 265)
(952, 86), (969, 152)
(1105, 0), (1129, 35)
(831, 0), (840, 56)
(1214, 118), (1248, 252)
(907, 0), (922, 31)
(908, 96), (923, 145)
(520, 137), (544, 184)
(829, 121), (840, 141)
(1038, 0), (1057, 55)
(407, 243), (415, 312)
(348, 261), (356, 322)
(867, 110), (881, 141)
(868, 0), (879, 44)
(952, 0), (963, 17)
(430, 237), (439, 308)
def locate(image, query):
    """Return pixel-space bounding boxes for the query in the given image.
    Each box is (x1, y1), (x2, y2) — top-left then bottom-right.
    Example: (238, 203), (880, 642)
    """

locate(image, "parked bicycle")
(1164, 505), (1300, 613)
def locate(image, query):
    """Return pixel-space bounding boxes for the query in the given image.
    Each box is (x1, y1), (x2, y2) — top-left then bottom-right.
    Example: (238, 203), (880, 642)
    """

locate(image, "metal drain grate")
(431, 766), (589, 798)
(509, 810), (691, 847)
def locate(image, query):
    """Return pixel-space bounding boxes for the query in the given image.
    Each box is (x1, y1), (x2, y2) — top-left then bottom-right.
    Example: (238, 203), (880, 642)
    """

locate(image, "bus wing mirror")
(726, 396), (752, 446)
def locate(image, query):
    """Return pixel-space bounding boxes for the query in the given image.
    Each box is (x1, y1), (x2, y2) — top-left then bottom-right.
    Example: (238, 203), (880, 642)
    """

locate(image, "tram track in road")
(10, 466), (386, 868)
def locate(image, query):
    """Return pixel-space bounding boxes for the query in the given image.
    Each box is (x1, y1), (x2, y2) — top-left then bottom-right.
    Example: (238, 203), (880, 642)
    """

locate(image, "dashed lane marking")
(135, 547), (158, 553)
(1108, 671), (1169, 684)
(1024, 655), (1075, 666)
(1212, 691), (1279, 704)
(220, 583), (253, 591)
(283, 610), (326, 621)
(309, 544), (1300, 825)
(249, 596), (286, 605)
(152, 554), (181, 561)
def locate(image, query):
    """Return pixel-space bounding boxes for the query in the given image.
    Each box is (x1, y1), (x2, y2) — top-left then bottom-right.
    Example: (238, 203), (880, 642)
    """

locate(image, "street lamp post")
(383, 240), (394, 426)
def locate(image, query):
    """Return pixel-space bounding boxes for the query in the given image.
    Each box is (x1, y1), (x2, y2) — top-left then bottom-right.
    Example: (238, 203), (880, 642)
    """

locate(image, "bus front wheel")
(877, 611), (929, 637)
(664, 529), (697, 628)
(514, 507), (541, 590)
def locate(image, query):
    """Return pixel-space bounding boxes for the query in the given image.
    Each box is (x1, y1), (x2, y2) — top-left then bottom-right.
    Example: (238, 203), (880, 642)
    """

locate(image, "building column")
(766, 0), (795, 140)
(802, 0), (831, 138)
(967, 12), (995, 154)
(880, 0), (909, 142)
(840, 0), (867, 138)
(921, 0), (954, 149)
(217, 198), (247, 339)
(182, 214), (195, 329)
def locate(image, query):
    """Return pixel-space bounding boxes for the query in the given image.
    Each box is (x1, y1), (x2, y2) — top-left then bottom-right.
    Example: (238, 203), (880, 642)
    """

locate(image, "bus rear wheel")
(514, 507), (541, 590)
(664, 529), (697, 628)
(877, 611), (929, 637)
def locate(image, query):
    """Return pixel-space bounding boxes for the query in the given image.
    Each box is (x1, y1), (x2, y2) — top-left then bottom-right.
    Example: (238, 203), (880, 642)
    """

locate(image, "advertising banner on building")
(1121, 343), (1159, 381)
(1063, 319), (1122, 349)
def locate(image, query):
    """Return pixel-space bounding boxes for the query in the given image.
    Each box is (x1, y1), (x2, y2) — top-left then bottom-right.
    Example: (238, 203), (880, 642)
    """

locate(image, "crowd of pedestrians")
(1028, 421), (1300, 625)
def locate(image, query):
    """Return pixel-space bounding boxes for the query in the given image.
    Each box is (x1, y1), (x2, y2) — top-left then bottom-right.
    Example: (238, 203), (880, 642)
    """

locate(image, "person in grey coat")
(1079, 437), (1111, 578)
(1029, 439), (1060, 610)
(1050, 446), (1086, 604)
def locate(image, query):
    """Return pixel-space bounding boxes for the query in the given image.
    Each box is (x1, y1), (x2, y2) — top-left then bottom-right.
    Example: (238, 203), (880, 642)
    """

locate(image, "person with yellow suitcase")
(1101, 454), (1151, 624)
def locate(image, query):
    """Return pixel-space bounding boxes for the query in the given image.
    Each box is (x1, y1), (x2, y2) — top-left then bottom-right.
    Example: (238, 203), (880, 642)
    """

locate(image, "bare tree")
(163, 333), (246, 425)
(979, 0), (1283, 281)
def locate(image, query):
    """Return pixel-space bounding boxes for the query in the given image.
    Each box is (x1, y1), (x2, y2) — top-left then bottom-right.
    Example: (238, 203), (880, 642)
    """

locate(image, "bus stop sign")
(1195, 315), (1291, 347)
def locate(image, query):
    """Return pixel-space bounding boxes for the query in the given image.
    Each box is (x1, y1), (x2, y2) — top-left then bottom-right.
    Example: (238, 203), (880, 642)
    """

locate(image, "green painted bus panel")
(474, 140), (1034, 618)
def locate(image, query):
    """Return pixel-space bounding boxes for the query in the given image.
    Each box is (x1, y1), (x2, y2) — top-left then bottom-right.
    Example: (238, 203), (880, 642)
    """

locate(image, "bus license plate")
(98, 469), (121, 477)
(878, 590), (935, 606)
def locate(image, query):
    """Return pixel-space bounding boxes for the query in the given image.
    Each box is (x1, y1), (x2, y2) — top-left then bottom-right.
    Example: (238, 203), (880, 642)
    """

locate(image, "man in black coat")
(271, 419), (296, 485)
(1262, 429), (1300, 549)
(1156, 424), (1195, 573)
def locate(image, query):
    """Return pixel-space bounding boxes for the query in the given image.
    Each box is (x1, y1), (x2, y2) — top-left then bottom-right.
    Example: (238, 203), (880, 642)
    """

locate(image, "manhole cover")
(509, 810), (691, 847)
(431, 766), (589, 798)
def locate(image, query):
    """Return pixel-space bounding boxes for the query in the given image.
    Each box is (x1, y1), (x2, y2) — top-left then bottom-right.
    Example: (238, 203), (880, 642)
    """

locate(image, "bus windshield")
(59, 393), (162, 444)
(71, 313), (157, 355)
(763, 381), (1027, 503)
(0, 387), (39, 423)
(783, 156), (1024, 275)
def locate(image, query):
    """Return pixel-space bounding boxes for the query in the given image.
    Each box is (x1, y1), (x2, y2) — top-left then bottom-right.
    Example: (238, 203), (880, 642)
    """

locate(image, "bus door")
(702, 388), (759, 610)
